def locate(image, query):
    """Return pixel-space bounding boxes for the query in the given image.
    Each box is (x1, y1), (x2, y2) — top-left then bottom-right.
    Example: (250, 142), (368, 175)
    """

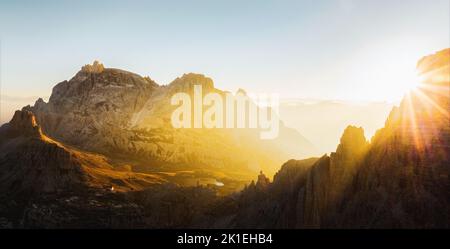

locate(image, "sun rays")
(399, 62), (449, 152)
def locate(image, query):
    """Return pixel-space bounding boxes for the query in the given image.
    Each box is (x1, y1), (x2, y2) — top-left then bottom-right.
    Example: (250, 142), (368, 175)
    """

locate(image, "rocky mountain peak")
(42, 63), (158, 118)
(168, 73), (214, 92)
(236, 88), (247, 96)
(8, 110), (42, 137)
(256, 170), (270, 189)
(81, 60), (104, 74)
(417, 48), (450, 78)
(335, 126), (368, 154)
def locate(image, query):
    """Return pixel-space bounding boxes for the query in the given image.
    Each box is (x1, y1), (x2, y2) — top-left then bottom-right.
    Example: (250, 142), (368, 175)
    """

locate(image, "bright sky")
(0, 0), (449, 102)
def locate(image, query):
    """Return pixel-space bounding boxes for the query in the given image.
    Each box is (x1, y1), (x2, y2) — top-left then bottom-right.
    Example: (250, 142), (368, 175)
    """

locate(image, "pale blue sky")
(0, 0), (449, 102)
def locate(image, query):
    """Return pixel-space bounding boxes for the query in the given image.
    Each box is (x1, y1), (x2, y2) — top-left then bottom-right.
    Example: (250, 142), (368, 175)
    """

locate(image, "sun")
(342, 50), (432, 103)
(377, 67), (425, 103)
(410, 71), (426, 90)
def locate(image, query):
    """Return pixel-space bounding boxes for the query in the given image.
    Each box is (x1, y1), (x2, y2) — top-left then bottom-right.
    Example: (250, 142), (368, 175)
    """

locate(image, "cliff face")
(227, 48), (450, 229)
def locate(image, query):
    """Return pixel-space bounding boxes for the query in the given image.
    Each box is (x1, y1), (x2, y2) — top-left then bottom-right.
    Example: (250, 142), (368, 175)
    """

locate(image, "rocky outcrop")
(167, 73), (215, 93)
(81, 60), (104, 74)
(4, 110), (42, 137)
(256, 171), (270, 190)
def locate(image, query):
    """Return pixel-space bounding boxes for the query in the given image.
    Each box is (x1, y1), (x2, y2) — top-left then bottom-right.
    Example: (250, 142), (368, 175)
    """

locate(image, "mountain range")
(0, 48), (448, 228)
(24, 62), (317, 182)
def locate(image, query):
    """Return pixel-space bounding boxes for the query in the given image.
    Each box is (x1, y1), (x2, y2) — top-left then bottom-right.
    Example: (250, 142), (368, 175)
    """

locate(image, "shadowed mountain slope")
(0, 110), (167, 196)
